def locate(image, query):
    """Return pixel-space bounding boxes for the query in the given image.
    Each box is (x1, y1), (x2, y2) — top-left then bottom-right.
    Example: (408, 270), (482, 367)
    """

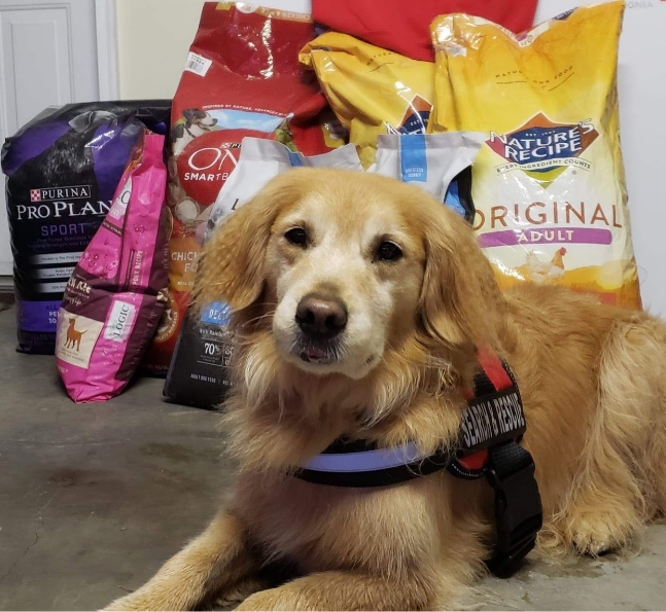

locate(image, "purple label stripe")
(17, 300), (62, 332)
(479, 227), (612, 248)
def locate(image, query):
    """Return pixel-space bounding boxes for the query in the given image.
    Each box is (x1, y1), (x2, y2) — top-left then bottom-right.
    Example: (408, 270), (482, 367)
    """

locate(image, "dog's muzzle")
(294, 293), (347, 364)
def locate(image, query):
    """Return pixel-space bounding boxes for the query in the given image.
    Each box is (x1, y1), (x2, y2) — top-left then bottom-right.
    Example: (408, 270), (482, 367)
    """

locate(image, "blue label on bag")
(400, 134), (427, 183)
(444, 179), (466, 217)
(17, 300), (61, 332)
(200, 302), (231, 326)
(288, 151), (304, 167)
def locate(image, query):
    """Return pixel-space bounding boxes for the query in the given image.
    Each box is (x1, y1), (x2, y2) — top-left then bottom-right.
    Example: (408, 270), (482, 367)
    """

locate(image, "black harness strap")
(486, 441), (543, 577)
(293, 352), (543, 577)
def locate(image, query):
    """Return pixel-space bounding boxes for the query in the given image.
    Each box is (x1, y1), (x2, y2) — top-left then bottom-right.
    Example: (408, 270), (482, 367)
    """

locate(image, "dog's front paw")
(103, 594), (143, 611)
(214, 576), (266, 608)
(569, 512), (633, 556)
(235, 590), (284, 611)
(103, 592), (175, 611)
(236, 587), (316, 612)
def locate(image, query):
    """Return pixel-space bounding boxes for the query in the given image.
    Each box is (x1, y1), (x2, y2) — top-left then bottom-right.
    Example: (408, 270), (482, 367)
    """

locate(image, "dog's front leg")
(235, 569), (435, 611)
(105, 510), (257, 611)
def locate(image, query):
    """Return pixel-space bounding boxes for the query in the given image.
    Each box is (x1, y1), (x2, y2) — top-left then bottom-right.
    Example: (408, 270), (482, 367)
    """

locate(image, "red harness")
(453, 348), (525, 476)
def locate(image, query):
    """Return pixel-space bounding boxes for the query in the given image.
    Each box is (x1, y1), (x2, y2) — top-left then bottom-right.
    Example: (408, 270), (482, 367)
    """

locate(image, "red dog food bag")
(55, 131), (168, 402)
(143, 2), (331, 375)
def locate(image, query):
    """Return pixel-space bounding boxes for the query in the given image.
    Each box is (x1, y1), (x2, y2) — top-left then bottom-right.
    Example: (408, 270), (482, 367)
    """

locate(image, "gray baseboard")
(0, 276), (14, 307)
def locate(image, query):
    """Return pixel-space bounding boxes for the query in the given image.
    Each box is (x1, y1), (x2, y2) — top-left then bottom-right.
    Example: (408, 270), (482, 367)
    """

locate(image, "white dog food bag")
(208, 132), (484, 233)
(372, 132), (484, 222)
(205, 138), (363, 236)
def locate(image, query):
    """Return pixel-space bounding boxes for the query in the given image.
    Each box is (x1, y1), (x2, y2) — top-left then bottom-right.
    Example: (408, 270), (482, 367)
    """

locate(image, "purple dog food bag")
(1, 101), (170, 354)
(55, 131), (168, 402)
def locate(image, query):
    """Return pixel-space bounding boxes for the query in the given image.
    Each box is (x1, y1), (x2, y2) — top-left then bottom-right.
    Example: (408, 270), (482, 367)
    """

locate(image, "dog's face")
(195, 115), (218, 130)
(182, 108), (217, 130)
(196, 169), (501, 384)
(266, 187), (426, 378)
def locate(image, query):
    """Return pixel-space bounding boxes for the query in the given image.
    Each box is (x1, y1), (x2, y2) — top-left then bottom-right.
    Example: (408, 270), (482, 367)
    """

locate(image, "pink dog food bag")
(56, 131), (168, 402)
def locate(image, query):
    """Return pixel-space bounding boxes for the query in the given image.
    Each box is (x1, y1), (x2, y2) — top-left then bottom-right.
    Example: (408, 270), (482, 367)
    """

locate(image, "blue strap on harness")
(294, 355), (543, 578)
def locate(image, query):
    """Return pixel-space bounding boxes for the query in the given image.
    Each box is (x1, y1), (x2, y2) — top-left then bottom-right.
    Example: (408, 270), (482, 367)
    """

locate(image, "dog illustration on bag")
(6, 110), (116, 206)
(65, 318), (87, 351)
(171, 109), (218, 157)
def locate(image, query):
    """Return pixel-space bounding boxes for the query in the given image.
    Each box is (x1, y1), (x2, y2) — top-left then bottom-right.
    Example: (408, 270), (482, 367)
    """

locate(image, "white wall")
(116, 0), (207, 100)
(115, 0), (309, 100)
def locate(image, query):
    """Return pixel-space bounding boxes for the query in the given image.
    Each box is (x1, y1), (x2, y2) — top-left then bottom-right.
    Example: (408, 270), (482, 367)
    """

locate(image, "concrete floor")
(0, 306), (664, 611)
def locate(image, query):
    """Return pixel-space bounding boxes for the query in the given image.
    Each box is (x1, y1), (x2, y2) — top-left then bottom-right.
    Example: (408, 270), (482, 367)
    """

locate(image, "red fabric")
(312, 0), (537, 62)
(457, 449), (488, 471)
(477, 348), (513, 392)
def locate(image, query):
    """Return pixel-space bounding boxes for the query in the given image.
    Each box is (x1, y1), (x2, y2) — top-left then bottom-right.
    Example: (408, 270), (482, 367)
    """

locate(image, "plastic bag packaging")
(298, 32), (471, 215)
(430, 2), (640, 308)
(299, 33), (435, 169)
(210, 133), (483, 230)
(372, 133), (483, 223)
(164, 132), (483, 409)
(143, 1), (332, 375)
(207, 138), (362, 235)
(1, 101), (170, 354)
(55, 131), (169, 402)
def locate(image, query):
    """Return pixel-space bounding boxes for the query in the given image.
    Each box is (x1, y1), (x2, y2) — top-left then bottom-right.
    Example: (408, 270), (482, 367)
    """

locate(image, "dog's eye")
(284, 227), (308, 247)
(377, 241), (403, 262)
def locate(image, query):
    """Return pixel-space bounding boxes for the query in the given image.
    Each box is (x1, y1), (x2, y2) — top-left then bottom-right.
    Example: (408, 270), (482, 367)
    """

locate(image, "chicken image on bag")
(430, 2), (640, 308)
(55, 131), (169, 402)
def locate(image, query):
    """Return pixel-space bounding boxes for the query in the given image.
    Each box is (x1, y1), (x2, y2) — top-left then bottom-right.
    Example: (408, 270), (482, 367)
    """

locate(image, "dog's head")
(182, 108), (217, 129)
(196, 169), (503, 389)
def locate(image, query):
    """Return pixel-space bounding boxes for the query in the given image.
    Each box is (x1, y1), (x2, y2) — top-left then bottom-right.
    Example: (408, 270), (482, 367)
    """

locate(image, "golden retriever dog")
(108, 169), (666, 611)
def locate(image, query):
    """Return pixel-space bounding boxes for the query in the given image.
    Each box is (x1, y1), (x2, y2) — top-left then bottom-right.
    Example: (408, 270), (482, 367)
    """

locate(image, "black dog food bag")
(163, 302), (234, 410)
(1, 101), (170, 353)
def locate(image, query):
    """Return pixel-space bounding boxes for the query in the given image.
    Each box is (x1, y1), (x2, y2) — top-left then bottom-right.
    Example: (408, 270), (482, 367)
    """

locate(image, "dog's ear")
(68, 110), (115, 132)
(419, 206), (504, 350)
(193, 188), (282, 312)
(68, 112), (95, 132)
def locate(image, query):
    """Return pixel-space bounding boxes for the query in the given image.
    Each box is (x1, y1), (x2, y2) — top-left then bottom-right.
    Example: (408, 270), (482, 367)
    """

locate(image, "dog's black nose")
(296, 294), (348, 340)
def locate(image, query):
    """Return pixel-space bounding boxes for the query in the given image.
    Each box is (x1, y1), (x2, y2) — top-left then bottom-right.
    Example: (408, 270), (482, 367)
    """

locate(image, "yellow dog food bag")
(431, 1), (641, 308)
(300, 33), (435, 168)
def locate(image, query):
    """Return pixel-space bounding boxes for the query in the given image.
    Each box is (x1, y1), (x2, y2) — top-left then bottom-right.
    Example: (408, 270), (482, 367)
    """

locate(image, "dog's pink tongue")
(304, 346), (328, 359)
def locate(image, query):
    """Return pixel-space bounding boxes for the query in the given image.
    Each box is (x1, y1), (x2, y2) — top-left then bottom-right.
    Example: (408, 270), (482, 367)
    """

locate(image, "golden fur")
(107, 169), (666, 610)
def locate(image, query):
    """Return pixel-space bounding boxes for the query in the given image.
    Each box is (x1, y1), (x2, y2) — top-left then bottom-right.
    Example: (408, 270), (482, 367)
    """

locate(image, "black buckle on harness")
(485, 441), (543, 578)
